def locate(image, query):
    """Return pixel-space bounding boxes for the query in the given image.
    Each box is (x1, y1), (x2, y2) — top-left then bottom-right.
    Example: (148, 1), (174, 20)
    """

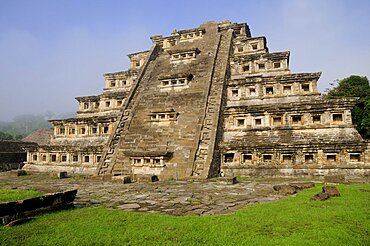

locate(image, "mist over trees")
(0, 112), (75, 140)
(326, 75), (370, 139)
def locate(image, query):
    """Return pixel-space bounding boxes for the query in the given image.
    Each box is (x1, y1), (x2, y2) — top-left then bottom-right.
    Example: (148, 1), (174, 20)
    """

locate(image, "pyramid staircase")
(190, 30), (233, 178)
(96, 44), (160, 176)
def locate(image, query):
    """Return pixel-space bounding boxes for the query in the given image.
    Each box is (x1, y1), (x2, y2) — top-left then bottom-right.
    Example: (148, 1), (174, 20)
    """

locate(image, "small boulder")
(122, 176), (131, 184)
(117, 203), (141, 209)
(289, 182), (315, 190)
(136, 175), (159, 183)
(311, 186), (340, 201)
(322, 186), (340, 197)
(57, 171), (68, 179)
(151, 175), (159, 182)
(14, 169), (27, 176)
(311, 192), (330, 201)
(273, 184), (297, 195)
(218, 176), (237, 185)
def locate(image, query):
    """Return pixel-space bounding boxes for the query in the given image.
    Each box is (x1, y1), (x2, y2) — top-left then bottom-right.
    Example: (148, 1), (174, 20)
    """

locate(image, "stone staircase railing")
(191, 30), (233, 178)
(96, 44), (161, 175)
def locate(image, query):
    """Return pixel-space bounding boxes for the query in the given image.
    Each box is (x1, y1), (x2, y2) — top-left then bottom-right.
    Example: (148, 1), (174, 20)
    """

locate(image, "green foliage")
(1, 184), (369, 245)
(327, 76), (370, 98)
(0, 131), (14, 140)
(326, 75), (370, 138)
(14, 134), (24, 140)
(0, 189), (42, 202)
(0, 112), (75, 140)
(0, 114), (52, 140)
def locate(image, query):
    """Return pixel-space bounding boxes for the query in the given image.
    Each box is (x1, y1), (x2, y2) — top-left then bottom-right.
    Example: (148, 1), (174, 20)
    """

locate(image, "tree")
(326, 75), (370, 138)
(0, 131), (14, 140)
(0, 114), (52, 137)
(327, 76), (370, 98)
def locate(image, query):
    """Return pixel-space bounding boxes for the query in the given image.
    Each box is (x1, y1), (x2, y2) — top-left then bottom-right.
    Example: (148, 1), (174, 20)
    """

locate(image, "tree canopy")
(327, 76), (370, 98)
(0, 112), (74, 141)
(0, 114), (52, 140)
(326, 75), (370, 139)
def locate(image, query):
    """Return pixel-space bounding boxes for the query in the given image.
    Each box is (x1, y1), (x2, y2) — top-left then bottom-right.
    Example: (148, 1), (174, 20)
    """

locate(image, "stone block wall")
(0, 189), (77, 225)
(0, 141), (36, 171)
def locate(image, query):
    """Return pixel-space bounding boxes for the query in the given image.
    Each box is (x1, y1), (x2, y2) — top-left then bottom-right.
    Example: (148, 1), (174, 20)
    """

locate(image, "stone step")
(192, 31), (232, 177)
(96, 46), (160, 175)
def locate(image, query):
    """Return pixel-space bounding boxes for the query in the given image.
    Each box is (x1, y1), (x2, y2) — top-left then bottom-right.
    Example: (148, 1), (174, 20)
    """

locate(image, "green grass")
(0, 184), (369, 245)
(0, 189), (43, 203)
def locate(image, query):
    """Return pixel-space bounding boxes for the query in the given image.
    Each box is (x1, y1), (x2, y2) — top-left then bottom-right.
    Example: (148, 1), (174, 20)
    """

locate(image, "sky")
(0, 0), (369, 121)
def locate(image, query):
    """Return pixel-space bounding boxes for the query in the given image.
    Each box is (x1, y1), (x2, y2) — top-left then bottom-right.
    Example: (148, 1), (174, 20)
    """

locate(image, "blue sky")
(0, 0), (369, 121)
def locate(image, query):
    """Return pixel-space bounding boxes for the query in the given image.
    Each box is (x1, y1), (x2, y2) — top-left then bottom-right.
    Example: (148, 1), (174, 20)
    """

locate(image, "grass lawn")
(0, 184), (369, 245)
(0, 189), (43, 203)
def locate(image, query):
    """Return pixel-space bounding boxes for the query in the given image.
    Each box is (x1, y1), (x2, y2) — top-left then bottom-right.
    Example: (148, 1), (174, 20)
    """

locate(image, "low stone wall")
(0, 189), (77, 225)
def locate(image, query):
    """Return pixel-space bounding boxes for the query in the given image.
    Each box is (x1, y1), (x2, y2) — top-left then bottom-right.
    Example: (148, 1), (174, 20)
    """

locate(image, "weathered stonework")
(0, 189), (77, 225)
(23, 21), (370, 180)
(0, 141), (37, 171)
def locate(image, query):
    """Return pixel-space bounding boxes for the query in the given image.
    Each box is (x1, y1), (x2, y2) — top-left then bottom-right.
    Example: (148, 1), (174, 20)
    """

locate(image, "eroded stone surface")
(311, 192), (330, 201)
(273, 184), (297, 195)
(322, 186), (340, 197)
(311, 185), (341, 201)
(0, 172), (318, 215)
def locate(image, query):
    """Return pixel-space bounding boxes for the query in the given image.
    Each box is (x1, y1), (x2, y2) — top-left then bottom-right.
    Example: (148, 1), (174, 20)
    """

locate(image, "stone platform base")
(221, 167), (370, 180)
(22, 163), (95, 175)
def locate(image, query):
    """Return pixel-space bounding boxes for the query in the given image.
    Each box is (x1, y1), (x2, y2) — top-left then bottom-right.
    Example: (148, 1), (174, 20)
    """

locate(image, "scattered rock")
(202, 210), (216, 215)
(173, 196), (189, 204)
(289, 182), (315, 190)
(311, 186), (340, 201)
(122, 176), (131, 184)
(13, 169), (27, 176)
(311, 192), (330, 201)
(112, 175), (132, 184)
(217, 202), (236, 207)
(57, 172), (68, 179)
(136, 175), (159, 183)
(248, 197), (279, 203)
(322, 186), (340, 197)
(218, 177), (237, 185)
(89, 199), (101, 204)
(117, 203), (141, 209)
(192, 209), (206, 215)
(273, 184), (297, 195)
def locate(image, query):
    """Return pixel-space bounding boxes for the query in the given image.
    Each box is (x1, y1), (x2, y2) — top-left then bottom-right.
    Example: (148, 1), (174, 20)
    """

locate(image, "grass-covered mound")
(1, 184), (369, 245)
(0, 189), (42, 203)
